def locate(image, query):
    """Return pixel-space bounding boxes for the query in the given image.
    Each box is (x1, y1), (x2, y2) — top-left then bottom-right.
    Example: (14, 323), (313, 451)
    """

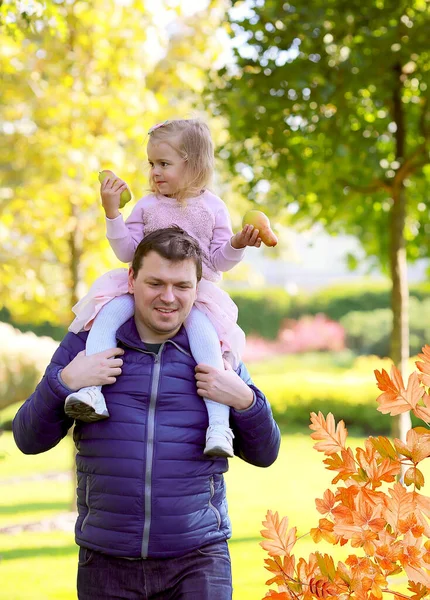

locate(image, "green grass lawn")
(0, 428), (355, 600)
(1, 351), (426, 599)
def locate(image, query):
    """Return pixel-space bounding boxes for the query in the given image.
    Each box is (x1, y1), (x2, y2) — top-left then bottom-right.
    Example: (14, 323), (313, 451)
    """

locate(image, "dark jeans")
(77, 541), (232, 600)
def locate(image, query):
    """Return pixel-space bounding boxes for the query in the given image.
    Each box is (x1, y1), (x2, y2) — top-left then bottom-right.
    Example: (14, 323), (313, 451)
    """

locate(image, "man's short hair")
(131, 227), (203, 282)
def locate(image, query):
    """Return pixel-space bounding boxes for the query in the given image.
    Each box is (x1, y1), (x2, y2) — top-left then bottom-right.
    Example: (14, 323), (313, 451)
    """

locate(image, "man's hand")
(231, 224), (262, 249)
(60, 348), (124, 391)
(195, 363), (254, 411)
(100, 176), (129, 219)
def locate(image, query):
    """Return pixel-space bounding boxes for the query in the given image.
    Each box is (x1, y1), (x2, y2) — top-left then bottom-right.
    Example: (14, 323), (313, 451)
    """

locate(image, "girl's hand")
(100, 176), (129, 219)
(230, 224), (262, 249)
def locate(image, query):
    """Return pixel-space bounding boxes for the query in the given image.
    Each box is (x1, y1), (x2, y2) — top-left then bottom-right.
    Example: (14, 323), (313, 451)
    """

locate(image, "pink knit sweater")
(105, 190), (245, 282)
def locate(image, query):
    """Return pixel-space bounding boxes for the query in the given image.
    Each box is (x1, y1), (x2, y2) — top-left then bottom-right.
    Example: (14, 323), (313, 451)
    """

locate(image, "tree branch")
(394, 143), (429, 184)
(337, 178), (392, 194)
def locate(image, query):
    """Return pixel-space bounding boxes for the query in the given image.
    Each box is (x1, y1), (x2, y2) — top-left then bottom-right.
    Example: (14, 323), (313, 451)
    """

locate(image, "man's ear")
(128, 267), (135, 294)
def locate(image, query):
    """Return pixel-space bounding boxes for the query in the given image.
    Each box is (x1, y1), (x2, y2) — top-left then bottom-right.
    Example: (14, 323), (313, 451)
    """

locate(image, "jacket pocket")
(208, 475), (221, 530)
(81, 475), (91, 531)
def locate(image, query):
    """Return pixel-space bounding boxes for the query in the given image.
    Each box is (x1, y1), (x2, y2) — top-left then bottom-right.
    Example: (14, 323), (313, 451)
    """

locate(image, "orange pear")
(98, 170), (132, 208)
(242, 210), (278, 247)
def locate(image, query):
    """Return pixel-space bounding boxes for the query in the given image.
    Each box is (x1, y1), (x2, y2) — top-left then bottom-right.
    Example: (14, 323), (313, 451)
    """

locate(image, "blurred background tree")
(209, 0), (430, 437)
(0, 0), (229, 328)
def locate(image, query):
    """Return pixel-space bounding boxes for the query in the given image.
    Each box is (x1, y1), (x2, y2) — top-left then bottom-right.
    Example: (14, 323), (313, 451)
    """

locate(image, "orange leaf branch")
(261, 350), (430, 599)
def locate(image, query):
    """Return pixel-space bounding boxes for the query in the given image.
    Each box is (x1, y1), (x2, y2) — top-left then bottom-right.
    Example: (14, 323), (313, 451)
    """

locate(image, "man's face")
(128, 250), (198, 343)
(147, 139), (186, 197)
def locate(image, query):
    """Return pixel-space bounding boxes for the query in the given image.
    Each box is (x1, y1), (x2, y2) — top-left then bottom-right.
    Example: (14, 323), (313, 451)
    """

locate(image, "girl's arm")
(105, 201), (145, 263)
(209, 203), (246, 272)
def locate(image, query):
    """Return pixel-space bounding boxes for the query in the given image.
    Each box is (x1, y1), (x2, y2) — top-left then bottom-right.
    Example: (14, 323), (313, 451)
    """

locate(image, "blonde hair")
(147, 119), (214, 202)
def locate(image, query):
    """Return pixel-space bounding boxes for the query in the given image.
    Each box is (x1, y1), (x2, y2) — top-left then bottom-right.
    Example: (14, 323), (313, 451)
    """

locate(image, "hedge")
(341, 297), (430, 357)
(229, 281), (430, 340)
(3, 280), (430, 343)
(250, 354), (421, 435)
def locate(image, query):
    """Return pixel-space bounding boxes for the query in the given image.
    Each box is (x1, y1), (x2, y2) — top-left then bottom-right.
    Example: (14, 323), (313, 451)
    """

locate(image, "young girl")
(65, 119), (261, 458)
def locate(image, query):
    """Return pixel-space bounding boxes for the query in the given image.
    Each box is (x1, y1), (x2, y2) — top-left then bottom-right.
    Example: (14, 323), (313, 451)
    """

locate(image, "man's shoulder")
(58, 330), (88, 354)
(235, 362), (252, 384)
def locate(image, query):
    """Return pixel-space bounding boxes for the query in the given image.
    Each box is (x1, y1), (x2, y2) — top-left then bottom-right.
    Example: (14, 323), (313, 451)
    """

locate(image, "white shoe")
(204, 423), (234, 458)
(64, 387), (109, 422)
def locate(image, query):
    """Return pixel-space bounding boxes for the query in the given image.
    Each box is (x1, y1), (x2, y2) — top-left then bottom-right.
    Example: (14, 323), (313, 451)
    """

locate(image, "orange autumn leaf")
(385, 482), (415, 532)
(413, 391), (430, 424)
(310, 412), (348, 455)
(296, 554), (319, 588)
(308, 577), (338, 598)
(315, 489), (336, 515)
(416, 345), (430, 387)
(310, 518), (337, 544)
(261, 510), (297, 557)
(374, 537), (403, 573)
(373, 457), (401, 485)
(352, 497), (385, 533)
(369, 436), (398, 460)
(407, 581), (429, 600)
(375, 368), (422, 416)
(361, 571), (387, 599)
(375, 365), (405, 401)
(394, 428), (430, 464)
(398, 514), (425, 538)
(315, 552), (336, 581)
(264, 591), (291, 599)
(404, 466), (425, 489)
(264, 555), (295, 586)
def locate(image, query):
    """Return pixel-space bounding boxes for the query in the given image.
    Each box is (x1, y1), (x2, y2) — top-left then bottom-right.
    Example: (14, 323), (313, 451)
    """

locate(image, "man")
(13, 227), (281, 600)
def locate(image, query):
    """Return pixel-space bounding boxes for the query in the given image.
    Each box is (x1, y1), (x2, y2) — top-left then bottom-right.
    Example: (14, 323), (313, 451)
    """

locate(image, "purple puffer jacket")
(13, 317), (280, 559)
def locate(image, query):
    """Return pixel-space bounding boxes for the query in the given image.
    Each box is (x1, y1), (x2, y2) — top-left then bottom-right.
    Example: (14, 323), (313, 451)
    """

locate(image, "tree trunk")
(68, 201), (83, 511)
(389, 185), (411, 441)
(390, 62), (411, 442)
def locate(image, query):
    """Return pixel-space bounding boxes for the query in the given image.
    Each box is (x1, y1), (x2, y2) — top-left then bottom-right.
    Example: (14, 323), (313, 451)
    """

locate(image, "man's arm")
(230, 362), (281, 467)
(12, 332), (84, 455)
(12, 333), (124, 455)
(194, 362), (281, 467)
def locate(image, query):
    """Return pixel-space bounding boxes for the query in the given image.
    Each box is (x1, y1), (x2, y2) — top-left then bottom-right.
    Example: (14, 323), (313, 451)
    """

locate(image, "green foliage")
(305, 281), (430, 320)
(211, 0), (430, 265)
(228, 282), (430, 341)
(229, 287), (292, 339)
(0, 0), (67, 40)
(0, 0), (228, 325)
(341, 297), (430, 357)
(341, 309), (392, 356)
(250, 353), (421, 435)
(0, 307), (66, 341)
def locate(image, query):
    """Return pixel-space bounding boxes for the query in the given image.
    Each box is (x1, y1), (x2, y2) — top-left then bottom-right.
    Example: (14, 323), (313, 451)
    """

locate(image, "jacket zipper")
(116, 338), (192, 558)
(81, 475), (91, 531)
(141, 350), (162, 559)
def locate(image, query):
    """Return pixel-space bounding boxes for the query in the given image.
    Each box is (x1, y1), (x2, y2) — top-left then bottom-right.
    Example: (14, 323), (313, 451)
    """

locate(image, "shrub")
(243, 315), (346, 362)
(0, 322), (57, 416)
(260, 349), (430, 599)
(229, 288), (292, 340)
(301, 281), (430, 321)
(341, 297), (430, 357)
(278, 314), (345, 353)
(0, 306), (67, 341)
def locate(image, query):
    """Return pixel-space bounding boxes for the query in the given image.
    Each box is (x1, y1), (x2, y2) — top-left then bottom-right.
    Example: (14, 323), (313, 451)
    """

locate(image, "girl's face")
(147, 139), (186, 197)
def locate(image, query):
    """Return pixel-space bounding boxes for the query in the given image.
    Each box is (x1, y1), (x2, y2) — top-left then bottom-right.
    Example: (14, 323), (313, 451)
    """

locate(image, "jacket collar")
(116, 317), (191, 353)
